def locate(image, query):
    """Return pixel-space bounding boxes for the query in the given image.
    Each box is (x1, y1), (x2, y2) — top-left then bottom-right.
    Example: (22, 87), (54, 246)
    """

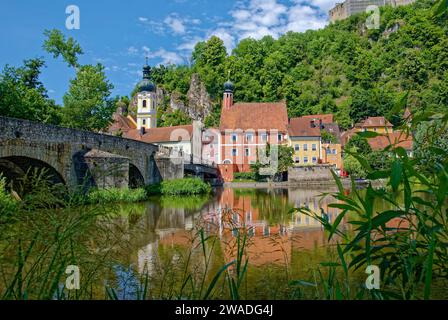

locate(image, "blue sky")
(0, 0), (336, 104)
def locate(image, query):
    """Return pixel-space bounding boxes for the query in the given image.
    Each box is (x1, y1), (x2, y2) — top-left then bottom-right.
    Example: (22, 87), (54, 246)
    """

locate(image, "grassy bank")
(146, 178), (211, 196)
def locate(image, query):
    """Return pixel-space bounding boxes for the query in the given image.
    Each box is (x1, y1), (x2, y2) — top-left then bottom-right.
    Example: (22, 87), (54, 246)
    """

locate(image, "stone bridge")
(0, 116), (183, 189)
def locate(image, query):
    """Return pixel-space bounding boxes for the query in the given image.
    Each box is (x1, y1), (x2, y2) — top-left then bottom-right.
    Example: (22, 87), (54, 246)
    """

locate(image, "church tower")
(136, 62), (157, 130)
(223, 80), (234, 110)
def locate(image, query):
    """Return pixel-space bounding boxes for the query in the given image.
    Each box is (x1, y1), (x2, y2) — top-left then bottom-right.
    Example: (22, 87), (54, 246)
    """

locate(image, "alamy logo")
(365, 265), (380, 290)
(65, 265), (80, 290)
(66, 5), (80, 30)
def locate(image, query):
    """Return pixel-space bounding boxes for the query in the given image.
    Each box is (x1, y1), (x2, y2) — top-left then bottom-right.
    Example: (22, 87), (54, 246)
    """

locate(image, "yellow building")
(354, 116), (393, 134)
(288, 117), (322, 166)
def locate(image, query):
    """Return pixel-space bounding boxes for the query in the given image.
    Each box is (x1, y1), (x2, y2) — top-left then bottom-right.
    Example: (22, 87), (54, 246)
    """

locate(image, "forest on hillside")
(149, 0), (448, 129)
(0, 0), (446, 131)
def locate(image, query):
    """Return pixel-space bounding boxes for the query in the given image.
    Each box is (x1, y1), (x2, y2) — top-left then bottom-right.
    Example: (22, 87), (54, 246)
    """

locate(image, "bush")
(233, 172), (257, 181)
(87, 188), (147, 204)
(0, 176), (17, 218)
(343, 154), (367, 179)
(146, 178), (211, 196)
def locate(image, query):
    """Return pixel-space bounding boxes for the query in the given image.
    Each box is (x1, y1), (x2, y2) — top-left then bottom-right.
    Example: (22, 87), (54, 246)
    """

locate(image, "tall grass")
(87, 188), (147, 204)
(295, 106), (448, 299)
(146, 178), (211, 196)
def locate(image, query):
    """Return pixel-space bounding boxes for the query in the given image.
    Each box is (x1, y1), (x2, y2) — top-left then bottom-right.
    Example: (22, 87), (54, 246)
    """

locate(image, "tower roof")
(224, 80), (234, 93)
(137, 63), (156, 92)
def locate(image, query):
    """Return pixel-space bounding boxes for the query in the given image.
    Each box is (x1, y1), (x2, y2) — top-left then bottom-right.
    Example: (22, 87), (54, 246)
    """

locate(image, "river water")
(102, 187), (349, 299)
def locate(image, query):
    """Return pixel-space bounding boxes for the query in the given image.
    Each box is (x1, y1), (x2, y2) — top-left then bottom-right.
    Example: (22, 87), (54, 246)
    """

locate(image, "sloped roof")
(108, 113), (137, 134)
(322, 123), (341, 143)
(368, 131), (413, 151)
(302, 114), (334, 124)
(288, 117), (321, 137)
(125, 125), (193, 143)
(356, 117), (393, 128)
(220, 102), (288, 132)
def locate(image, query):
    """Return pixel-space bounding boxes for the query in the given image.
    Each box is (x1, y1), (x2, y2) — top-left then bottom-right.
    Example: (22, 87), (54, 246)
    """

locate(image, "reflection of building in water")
(135, 188), (345, 272)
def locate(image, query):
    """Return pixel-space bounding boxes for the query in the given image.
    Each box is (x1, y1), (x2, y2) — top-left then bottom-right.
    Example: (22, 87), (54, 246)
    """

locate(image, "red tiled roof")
(125, 125), (193, 143)
(108, 113), (137, 134)
(356, 117), (393, 128)
(288, 117), (322, 137)
(368, 131), (413, 151)
(220, 102), (288, 132)
(302, 114), (334, 124)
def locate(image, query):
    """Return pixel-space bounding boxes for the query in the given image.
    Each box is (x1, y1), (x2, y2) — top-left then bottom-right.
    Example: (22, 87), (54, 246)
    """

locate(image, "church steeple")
(136, 59), (157, 130)
(223, 77), (234, 110)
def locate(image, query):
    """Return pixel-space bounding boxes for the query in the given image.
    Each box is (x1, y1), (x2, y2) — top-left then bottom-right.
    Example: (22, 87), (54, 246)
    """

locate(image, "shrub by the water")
(0, 176), (16, 219)
(233, 172), (257, 181)
(87, 188), (147, 204)
(147, 178), (211, 196)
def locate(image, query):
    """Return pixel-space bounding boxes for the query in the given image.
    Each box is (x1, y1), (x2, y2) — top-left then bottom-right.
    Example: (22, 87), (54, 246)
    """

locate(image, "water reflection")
(132, 187), (342, 276)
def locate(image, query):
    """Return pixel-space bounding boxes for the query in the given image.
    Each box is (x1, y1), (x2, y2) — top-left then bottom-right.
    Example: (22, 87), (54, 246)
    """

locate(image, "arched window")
(142, 100), (147, 108)
(223, 159), (232, 164)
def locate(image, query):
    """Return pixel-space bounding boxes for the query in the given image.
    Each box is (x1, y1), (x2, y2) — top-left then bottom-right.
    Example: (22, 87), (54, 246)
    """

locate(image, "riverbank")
(225, 179), (386, 189)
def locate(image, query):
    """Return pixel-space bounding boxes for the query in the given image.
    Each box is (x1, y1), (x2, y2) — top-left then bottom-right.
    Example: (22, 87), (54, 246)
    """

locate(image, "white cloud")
(135, 0), (336, 63)
(127, 46), (139, 55)
(283, 4), (327, 33)
(148, 48), (185, 65)
(164, 14), (187, 34)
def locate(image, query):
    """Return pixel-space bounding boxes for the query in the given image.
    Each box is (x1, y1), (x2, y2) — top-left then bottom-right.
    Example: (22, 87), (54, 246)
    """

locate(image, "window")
(231, 134), (237, 142)
(142, 119), (146, 125)
(245, 148), (250, 157)
(142, 100), (147, 108)
(312, 144), (317, 151)
(232, 148), (238, 156)
(374, 128), (377, 132)
(304, 156), (308, 164)
(246, 133), (253, 142)
(332, 149), (337, 155)
(326, 147), (331, 154)
(295, 157), (300, 163)
(278, 134), (282, 142)
(303, 144), (308, 151)
(312, 157), (317, 163)
(295, 144), (300, 151)
(261, 133), (268, 142)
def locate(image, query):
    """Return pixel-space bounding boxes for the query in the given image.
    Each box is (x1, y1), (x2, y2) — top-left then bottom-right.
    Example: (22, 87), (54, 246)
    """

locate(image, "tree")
(251, 144), (294, 181)
(0, 58), (61, 124)
(413, 119), (448, 173)
(62, 64), (114, 131)
(43, 29), (83, 68)
(343, 154), (367, 179)
(345, 135), (372, 155)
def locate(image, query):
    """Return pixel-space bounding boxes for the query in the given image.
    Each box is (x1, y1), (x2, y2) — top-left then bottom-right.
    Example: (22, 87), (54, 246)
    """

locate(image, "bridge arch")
(0, 156), (66, 189)
(129, 163), (145, 188)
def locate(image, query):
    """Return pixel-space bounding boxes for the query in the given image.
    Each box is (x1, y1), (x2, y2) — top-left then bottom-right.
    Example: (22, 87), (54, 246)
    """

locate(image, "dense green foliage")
(0, 176), (16, 221)
(346, 135), (373, 155)
(0, 29), (115, 132)
(413, 119), (448, 172)
(0, 58), (61, 124)
(150, 0), (447, 128)
(146, 178), (211, 196)
(62, 64), (115, 131)
(87, 187), (147, 204)
(233, 172), (257, 181)
(251, 144), (295, 181)
(43, 29), (83, 69)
